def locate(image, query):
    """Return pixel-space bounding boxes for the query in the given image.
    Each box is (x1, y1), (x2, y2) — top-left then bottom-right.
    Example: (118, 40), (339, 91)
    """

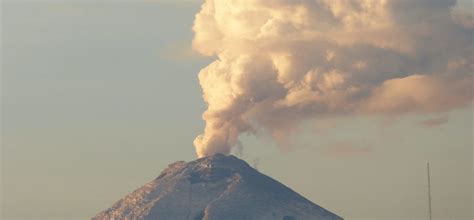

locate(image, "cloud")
(161, 42), (209, 61)
(363, 74), (472, 114)
(320, 141), (372, 158)
(192, 0), (474, 157)
(418, 116), (450, 128)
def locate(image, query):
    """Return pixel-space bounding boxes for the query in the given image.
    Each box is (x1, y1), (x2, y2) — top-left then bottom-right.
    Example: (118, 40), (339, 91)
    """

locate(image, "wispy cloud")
(161, 42), (209, 61)
(320, 141), (372, 158)
(418, 116), (449, 128)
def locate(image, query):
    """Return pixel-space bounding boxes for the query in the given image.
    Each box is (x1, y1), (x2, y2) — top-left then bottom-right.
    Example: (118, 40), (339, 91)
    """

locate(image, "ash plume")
(192, 0), (473, 158)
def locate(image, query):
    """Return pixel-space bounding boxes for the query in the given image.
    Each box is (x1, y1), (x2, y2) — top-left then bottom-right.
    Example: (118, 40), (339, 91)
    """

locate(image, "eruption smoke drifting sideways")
(192, 0), (473, 158)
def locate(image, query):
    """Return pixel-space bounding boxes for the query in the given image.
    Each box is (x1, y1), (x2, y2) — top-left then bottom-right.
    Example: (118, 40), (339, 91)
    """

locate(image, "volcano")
(93, 154), (342, 220)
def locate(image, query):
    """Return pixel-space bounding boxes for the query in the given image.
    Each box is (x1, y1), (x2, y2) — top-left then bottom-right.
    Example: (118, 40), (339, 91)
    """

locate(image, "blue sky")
(1, 1), (472, 220)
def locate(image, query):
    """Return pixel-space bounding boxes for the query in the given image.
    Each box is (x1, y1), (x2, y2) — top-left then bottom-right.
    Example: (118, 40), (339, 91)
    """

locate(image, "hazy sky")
(1, 1), (472, 220)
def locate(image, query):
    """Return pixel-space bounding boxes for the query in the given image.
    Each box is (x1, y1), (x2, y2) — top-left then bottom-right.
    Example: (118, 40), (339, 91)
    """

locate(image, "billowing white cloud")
(192, 0), (473, 157)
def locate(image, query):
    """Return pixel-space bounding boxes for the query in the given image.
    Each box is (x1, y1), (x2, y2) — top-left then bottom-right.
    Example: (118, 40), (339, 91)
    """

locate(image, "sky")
(1, 0), (473, 220)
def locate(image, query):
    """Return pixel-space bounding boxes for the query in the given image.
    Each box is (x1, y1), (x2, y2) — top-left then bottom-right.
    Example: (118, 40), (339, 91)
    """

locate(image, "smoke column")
(192, 0), (473, 158)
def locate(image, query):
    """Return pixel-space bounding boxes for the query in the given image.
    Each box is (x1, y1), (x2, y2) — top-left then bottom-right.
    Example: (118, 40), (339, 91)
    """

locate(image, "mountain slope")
(93, 154), (342, 220)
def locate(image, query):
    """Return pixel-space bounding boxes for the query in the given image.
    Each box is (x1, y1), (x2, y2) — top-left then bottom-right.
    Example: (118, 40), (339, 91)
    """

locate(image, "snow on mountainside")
(93, 154), (342, 220)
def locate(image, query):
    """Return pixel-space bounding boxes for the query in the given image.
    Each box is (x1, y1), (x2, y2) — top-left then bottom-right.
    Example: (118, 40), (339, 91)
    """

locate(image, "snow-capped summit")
(93, 154), (342, 220)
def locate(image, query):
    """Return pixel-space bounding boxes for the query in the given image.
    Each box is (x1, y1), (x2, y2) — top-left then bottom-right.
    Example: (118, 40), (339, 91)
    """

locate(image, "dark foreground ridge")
(93, 154), (343, 220)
